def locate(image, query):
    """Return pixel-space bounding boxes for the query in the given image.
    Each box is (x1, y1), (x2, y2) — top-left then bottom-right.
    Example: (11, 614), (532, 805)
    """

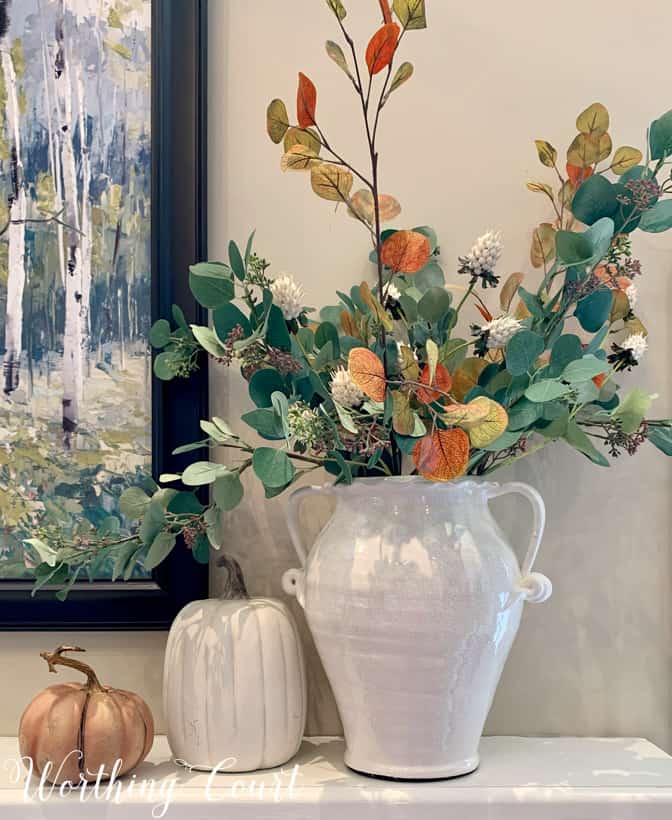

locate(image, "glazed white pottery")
(163, 592), (307, 772)
(282, 476), (551, 780)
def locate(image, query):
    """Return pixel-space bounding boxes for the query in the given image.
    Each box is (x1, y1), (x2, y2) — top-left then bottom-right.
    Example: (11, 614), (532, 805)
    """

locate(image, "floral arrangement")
(27, 0), (672, 594)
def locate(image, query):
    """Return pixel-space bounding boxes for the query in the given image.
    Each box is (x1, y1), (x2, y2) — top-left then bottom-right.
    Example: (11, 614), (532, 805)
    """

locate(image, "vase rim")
(322, 476), (496, 496)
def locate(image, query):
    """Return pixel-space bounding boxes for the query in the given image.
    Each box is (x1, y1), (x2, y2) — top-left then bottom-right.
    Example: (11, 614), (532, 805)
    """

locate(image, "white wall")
(208, 0), (672, 748)
(0, 632), (166, 735)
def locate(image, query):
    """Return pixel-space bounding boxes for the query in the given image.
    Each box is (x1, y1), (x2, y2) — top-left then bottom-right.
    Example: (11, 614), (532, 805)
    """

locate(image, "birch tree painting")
(0, 0), (152, 579)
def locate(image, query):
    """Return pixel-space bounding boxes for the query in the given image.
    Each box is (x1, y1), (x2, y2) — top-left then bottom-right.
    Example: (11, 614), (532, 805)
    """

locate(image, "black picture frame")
(0, 0), (209, 630)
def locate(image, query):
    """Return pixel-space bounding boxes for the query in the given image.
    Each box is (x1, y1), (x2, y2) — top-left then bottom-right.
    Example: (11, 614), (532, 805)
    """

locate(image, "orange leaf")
(365, 22), (400, 75)
(378, 0), (393, 23)
(451, 357), (488, 402)
(297, 72), (317, 129)
(340, 309), (357, 337)
(417, 362), (452, 404)
(566, 162), (593, 189)
(475, 303), (493, 323)
(380, 230), (431, 274)
(348, 347), (386, 402)
(413, 429), (470, 482)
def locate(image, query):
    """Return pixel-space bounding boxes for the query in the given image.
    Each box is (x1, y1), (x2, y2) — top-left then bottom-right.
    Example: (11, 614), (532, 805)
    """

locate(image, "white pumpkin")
(163, 557), (307, 772)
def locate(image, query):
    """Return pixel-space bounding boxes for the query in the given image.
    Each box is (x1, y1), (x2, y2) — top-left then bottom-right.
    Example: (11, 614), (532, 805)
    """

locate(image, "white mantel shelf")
(2, 735), (672, 819)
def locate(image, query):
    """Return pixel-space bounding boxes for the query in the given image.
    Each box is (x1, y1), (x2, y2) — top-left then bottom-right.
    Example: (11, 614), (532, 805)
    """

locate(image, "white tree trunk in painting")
(76, 62), (92, 371)
(55, 0), (83, 448)
(1, 28), (27, 397)
(40, 28), (65, 286)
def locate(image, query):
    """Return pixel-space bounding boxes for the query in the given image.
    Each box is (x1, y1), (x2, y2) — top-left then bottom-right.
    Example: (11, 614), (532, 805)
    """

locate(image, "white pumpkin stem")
(217, 555), (249, 600)
(40, 645), (105, 693)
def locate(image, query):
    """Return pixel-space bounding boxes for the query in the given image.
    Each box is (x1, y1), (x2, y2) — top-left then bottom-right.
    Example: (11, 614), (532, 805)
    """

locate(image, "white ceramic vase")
(164, 558), (307, 772)
(282, 477), (552, 780)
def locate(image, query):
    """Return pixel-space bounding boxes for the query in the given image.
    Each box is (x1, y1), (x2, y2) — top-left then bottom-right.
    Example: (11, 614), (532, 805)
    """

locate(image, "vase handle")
(281, 484), (335, 608)
(486, 481), (552, 604)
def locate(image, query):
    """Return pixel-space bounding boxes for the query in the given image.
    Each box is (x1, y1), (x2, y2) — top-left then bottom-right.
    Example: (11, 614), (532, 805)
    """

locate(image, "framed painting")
(0, 0), (208, 629)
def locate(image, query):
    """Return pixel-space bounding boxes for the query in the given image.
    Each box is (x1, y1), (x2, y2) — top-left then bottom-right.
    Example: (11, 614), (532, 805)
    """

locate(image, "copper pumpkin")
(19, 645), (154, 785)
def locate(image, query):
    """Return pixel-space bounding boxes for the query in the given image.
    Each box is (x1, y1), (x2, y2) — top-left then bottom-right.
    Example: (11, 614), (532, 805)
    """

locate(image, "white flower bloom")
(464, 230), (503, 274)
(622, 332), (648, 361)
(270, 273), (304, 320)
(626, 282), (638, 310)
(331, 366), (364, 408)
(482, 315), (522, 348)
(386, 282), (401, 303)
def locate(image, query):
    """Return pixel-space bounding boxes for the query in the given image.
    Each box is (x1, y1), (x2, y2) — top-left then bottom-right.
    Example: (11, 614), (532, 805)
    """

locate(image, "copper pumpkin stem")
(40, 645), (105, 693)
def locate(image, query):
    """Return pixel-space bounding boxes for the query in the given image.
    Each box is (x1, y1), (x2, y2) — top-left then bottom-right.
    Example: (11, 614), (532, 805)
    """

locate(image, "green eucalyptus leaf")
(585, 324), (610, 355)
(564, 420), (609, 466)
(555, 230), (593, 266)
(192, 534), (211, 564)
(153, 351), (178, 381)
(480, 429), (523, 452)
(189, 263), (235, 309)
(562, 354), (608, 383)
(612, 388), (652, 434)
(549, 334), (583, 376)
(144, 532), (177, 570)
(440, 338), (467, 372)
(24, 538), (57, 567)
(334, 401), (358, 433)
(213, 303), (252, 341)
(213, 472), (245, 511)
(229, 240), (246, 281)
(172, 304), (189, 333)
(525, 380), (572, 403)
(585, 217), (614, 261)
(119, 487), (150, 519)
(574, 288), (613, 333)
(639, 200), (672, 233)
(241, 408), (285, 440)
(172, 439), (209, 455)
(244, 230), (256, 265)
(571, 175), (619, 225)
(507, 398), (541, 430)
(271, 391), (291, 437)
(315, 322), (341, 358)
(167, 492), (205, 515)
(266, 305), (292, 350)
(413, 261), (444, 292)
(418, 287), (452, 322)
(181, 461), (230, 486)
(297, 327), (315, 352)
(149, 319), (172, 349)
(190, 325), (227, 358)
(205, 507), (224, 548)
(249, 368), (287, 407)
(152, 489), (178, 509)
(505, 331), (544, 376)
(139, 501), (165, 546)
(112, 543), (140, 582)
(518, 287), (544, 319)
(252, 448), (296, 488)
(647, 426), (672, 455)
(649, 109), (672, 160)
